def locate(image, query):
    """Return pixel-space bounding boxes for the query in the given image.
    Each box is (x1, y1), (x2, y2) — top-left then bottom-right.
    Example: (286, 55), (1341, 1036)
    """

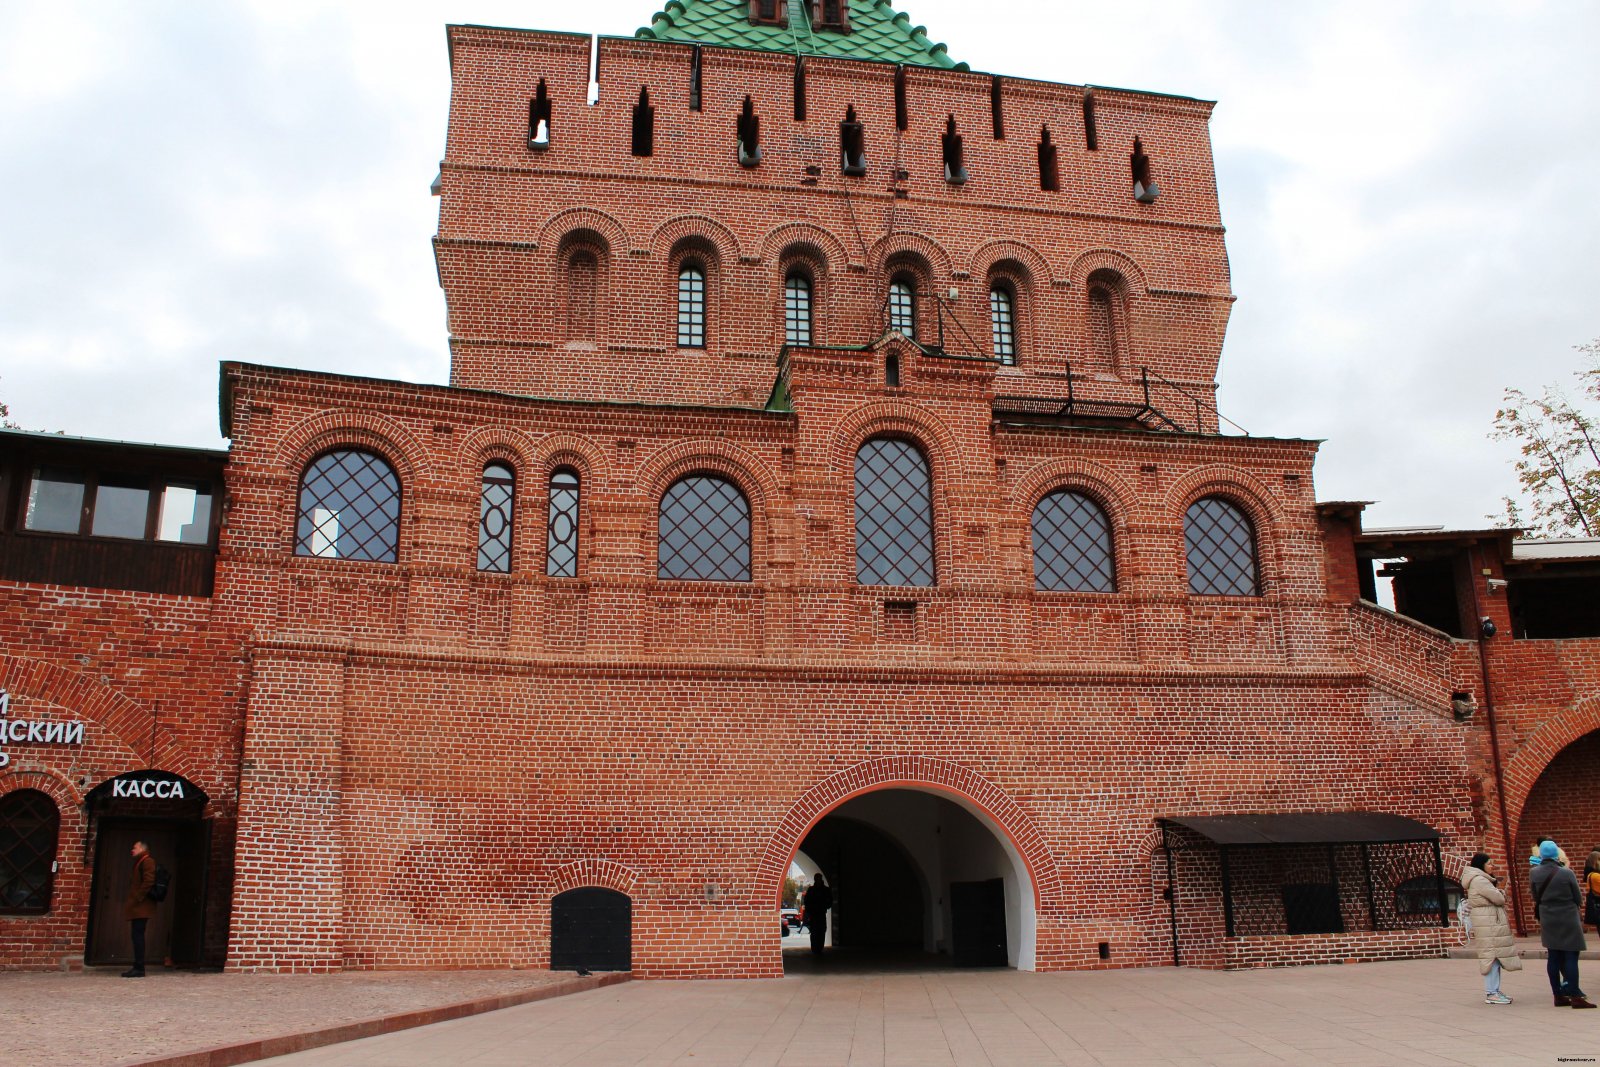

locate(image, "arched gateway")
(762, 757), (1059, 970)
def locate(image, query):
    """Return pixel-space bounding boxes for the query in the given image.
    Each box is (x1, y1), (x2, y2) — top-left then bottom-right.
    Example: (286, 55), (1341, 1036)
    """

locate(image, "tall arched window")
(677, 263), (706, 348)
(784, 271), (812, 346)
(1032, 490), (1114, 592)
(567, 250), (598, 341)
(0, 790), (60, 915)
(295, 449), (401, 562)
(1086, 269), (1126, 369)
(887, 277), (916, 339)
(659, 474), (751, 581)
(1185, 496), (1259, 596)
(990, 283), (1016, 364)
(546, 468), (580, 578)
(855, 438), (935, 586)
(478, 463), (515, 573)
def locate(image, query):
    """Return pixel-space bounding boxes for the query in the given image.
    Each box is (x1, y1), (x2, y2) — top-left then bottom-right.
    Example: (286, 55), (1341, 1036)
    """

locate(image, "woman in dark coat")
(1531, 839), (1595, 1008)
(802, 874), (833, 956)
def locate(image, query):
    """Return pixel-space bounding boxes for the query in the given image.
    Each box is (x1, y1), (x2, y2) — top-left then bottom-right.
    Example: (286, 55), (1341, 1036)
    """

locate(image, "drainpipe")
(1467, 543), (1523, 935)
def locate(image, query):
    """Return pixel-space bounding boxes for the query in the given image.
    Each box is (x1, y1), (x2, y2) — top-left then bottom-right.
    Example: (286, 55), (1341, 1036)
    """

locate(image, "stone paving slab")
(257, 959), (1600, 1067)
(1447, 936), (1600, 961)
(0, 967), (619, 1067)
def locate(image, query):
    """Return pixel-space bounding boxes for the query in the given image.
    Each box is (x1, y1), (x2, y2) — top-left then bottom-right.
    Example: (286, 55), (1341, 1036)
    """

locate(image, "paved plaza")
(257, 959), (1600, 1067)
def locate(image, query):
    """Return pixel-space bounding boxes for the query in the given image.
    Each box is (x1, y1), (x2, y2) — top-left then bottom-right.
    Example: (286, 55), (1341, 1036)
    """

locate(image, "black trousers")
(130, 918), (148, 971)
(809, 911), (828, 954)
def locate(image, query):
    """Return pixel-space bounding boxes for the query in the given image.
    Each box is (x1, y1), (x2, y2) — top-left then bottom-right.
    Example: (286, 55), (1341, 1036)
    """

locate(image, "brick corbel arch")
(1165, 465), (1287, 593)
(759, 221), (850, 273)
(759, 756), (1062, 908)
(530, 432), (609, 485)
(1501, 692), (1600, 836)
(275, 410), (427, 486)
(869, 231), (952, 283)
(537, 207), (630, 255)
(457, 425), (540, 481)
(649, 214), (741, 263)
(0, 655), (208, 792)
(550, 858), (640, 898)
(968, 239), (1054, 288)
(1067, 248), (1149, 295)
(634, 438), (781, 578)
(1008, 457), (1140, 587)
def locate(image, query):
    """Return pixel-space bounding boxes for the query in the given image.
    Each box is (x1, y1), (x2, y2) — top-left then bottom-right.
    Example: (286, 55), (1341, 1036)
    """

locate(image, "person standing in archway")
(803, 874), (833, 956)
(122, 841), (156, 978)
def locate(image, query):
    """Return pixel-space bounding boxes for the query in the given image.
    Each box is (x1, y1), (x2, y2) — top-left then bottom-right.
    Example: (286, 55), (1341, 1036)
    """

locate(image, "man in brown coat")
(123, 841), (156, 978)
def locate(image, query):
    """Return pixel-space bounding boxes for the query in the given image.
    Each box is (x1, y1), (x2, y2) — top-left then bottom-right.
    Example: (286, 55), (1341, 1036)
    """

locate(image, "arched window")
(1185, 496), (1259, 596)
(855, 438), (935, 586)
(677, 263), (706, 348)
(990, 283), (1016, 364)
(295, 449), (401, 562)
(567, 250), (598, 341)
(0, 790), (60, 915)
(546, 468), (580, 578)
(478, 463), (515, 573)
(1032, 490), (1114, 592)
(887, 277), (916, 339)
(1087, 269), (1126, 369)
(784, 271), (812, 346)
(659, 474), (751, 581)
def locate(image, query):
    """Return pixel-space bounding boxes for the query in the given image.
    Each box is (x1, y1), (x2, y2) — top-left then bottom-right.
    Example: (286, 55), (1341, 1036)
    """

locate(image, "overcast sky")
(2, 0), (1596, 530)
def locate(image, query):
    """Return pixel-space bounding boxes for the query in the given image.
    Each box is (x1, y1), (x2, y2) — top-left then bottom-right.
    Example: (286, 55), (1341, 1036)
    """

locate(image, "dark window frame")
(657, 473), (753, 583)
(1184, 495), (1261, 597)
(784, 269), (813, 346)
(18, 465), (217, 547)
(854, 436), (937, 588)
(0, 789), (60, 915)
(676, 260), (708, 348)
(887, 274), (917, 340)
(546, 466), (582, 579)
(989, 280), (1017, 365)
(293, 448), (403, 564)
(1032, 489), (1116, 593)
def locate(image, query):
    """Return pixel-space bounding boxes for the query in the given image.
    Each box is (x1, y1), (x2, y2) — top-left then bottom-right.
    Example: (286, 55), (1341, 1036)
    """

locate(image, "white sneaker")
(1485, 992), (1513, 1005)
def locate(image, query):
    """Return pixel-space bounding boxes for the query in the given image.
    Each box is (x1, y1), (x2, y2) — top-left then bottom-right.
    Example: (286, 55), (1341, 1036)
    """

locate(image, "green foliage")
(1490, 339), (1600, 536)
(781, 875), (801, 907)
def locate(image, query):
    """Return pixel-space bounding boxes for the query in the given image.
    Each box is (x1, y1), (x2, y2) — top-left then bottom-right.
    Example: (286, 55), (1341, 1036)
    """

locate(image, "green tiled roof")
(636, 0), (966, 70)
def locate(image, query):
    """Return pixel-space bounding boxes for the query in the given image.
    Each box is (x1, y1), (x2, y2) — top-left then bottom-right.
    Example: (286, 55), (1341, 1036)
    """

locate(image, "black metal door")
(950, 878), (1008, 967)
(550, 887), (632, 971)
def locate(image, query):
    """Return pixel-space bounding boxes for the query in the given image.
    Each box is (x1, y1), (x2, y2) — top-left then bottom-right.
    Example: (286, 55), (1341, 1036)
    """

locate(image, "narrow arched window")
(677, 263), (706, 348)
(888, 278), (916, 339)
(0, 790), (60, 915)
(295, 449), (401, 562)
(990, 284), (1016, 364)
(546, 468), (580, 578)
(1032, 490), (1114, 592)
(567, 250), (597, 340)
(659, 475), (751, 581)
(478, 463), (515, 573)
(855, 438), (934, 586)
(1185, 496), (1259, 596)
(785, 271), (812, 346)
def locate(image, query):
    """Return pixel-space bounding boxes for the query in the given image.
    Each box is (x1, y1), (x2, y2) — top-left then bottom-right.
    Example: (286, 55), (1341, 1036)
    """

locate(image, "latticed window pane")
(0, 789), (59, 914)
(1185, 496), (1258, 596)
(478, 463), (515, 573)
(295, 450), (401, 562)
(855, 438), (935, 586)
(659, 475), (750, 581)
(677, 265), (706, 347)
(547, 468), (580, 578)
(1032, 490), (1114, 592)
(784, 273), (812, 346)
(888, 280), (915, 339)
(990, 286), (1015, 364)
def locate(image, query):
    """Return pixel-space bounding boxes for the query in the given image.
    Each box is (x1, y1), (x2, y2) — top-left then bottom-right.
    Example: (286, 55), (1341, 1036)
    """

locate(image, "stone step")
(1448, 937), (1600, 961)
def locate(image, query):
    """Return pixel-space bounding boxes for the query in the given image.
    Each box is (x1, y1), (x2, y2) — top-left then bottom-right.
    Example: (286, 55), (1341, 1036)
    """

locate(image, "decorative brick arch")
(1067, 248), (1149, 295)
(275, 409), (428, 486)
(457, 425), (540, 480)
(1165, 465), (1287, 593)
(869, 231), (952, 283)
(530, 432), (609, 485)
(550, 858), (640, 897)
(828, 398), (968, 482)
(635, 438), (780, 579)
(0, 654), (209, 792)
(0, 767), (87, 813)
(1502, 693), (1600, 834)
(759, 756), (1062, 908)
(537, 207), (630, 254)
(1009, 457), (1139, 586)
(968, 239), (1054, 288)
(760, 222), (850, 273)
(649, 214), (741, 263)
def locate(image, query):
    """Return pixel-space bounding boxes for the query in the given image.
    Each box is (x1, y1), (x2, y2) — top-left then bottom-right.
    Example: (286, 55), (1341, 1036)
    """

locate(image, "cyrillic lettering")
(0, 750), (9, 769)
(43, 722), (64, 743)
(8, 720), (25, 742)
(26, 721), (46, 743)
(64, 722), (84, 745)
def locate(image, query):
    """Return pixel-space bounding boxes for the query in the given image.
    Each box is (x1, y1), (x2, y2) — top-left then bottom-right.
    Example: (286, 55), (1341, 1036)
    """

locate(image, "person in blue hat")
(1532, 838), (1595, 1008)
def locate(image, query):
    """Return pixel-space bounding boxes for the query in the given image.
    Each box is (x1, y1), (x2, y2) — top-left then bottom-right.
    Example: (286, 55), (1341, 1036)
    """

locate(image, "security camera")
(1486, 578), (1508, 592)
(1480, 617), (1497, 639)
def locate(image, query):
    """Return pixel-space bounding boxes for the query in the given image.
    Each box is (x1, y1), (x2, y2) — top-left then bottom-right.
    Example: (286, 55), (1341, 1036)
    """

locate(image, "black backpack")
(147, 864), (171, 903)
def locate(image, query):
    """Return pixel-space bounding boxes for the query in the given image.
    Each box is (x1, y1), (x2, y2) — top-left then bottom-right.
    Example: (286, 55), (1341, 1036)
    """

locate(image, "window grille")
(785, 272), (812, 345)
(677, 265), (706, 347)
(547, 468), (580, 578)
(888, 279), (915, 339)
(478, 463), (514, 573)
(1185, 496), (1258, 596)
(0, 790), (59, 914)
(659, 475), (751, 581)
(855, 438), (935, 586)
(1032, 490), (1114, 592)
(990, 285), (1016, 364)
(295, 449), (401, 562)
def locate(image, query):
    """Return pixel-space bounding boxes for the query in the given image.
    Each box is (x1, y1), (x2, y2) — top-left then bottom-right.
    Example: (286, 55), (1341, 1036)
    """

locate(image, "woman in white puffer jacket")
(1464, 851), (1522, 1004)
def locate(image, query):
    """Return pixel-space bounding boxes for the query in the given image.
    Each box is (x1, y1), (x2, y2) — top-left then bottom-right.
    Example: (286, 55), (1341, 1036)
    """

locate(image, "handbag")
(1586, 886), (1600, 927)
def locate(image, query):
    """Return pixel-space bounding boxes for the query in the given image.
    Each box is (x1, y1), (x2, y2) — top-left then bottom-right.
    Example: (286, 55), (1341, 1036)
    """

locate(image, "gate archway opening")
(1519, 727), (1600, 896)
(782, 786), (1036, 973)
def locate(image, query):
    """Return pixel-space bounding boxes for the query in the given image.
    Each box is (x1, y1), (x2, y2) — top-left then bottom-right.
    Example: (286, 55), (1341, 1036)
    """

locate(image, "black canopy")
(1161, 811), (1440, 847)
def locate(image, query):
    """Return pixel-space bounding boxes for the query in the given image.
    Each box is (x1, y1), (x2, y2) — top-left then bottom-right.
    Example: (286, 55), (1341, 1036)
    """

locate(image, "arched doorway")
(1520, 728), (1600, 875)
(784, 786), (1037, 972)
(83, 770), (209, 967)
(550, 886), (632, 972)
